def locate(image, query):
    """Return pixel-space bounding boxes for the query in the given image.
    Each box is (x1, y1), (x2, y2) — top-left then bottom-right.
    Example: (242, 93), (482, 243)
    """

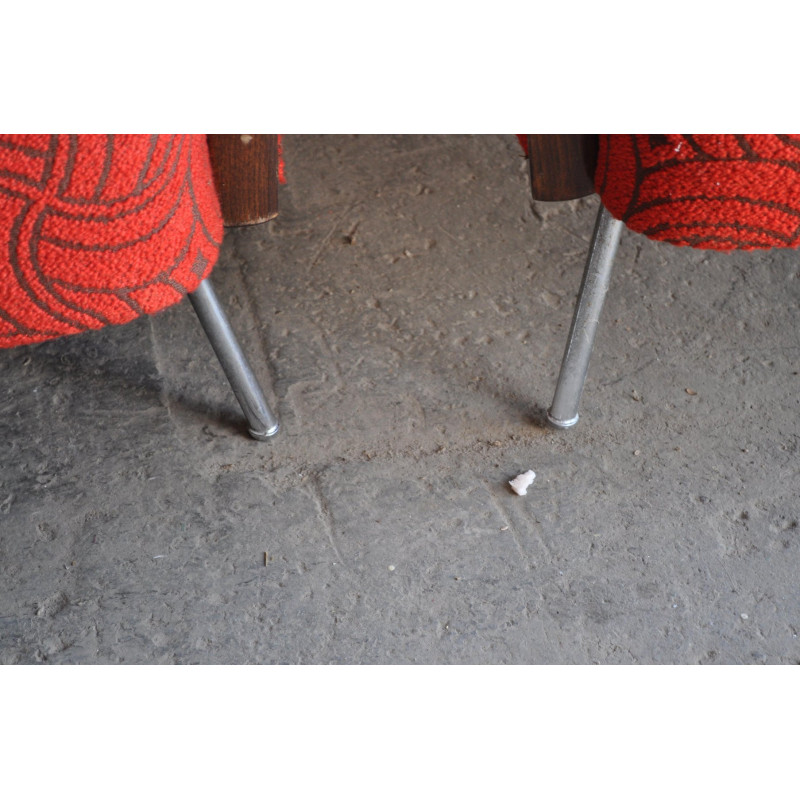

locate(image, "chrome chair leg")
(547, 204), (624, 429)
(188, 277), (279, 440)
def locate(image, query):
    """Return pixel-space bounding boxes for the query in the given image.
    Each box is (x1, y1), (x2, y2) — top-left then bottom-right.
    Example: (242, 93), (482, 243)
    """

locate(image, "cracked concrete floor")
(2, 134), (800, 664)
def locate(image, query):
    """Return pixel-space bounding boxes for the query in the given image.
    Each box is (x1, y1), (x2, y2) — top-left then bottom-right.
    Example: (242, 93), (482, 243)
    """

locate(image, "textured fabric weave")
(596, 134), (800, 250)
(0, 134), (223, 348)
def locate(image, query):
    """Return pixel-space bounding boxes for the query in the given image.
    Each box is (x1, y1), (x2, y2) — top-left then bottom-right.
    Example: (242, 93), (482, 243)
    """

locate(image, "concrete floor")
(2, 134), (800, 664)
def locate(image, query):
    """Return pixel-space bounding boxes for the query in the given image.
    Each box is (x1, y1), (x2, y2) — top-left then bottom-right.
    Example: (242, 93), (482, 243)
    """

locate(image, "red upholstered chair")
(522, 134), (800, 428)
(0, 134), (278, 440)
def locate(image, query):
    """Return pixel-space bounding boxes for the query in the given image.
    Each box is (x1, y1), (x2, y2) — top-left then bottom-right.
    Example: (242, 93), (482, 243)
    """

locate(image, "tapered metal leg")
(547, 204), (624, 429)
(188, 277), (279, 440)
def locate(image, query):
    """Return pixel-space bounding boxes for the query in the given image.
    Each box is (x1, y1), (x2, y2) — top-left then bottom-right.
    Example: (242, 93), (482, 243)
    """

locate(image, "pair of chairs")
(3, 134), (798, 439)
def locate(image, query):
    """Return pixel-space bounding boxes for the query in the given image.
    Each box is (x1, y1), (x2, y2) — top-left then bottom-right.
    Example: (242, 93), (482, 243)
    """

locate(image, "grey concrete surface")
(2, 134), (800, 664)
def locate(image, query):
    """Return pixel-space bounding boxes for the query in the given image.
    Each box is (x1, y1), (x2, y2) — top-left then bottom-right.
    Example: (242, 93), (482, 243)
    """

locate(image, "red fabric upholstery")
(0, 134), (223, 348)
(596, 135), (800, 250)
(278, 134), (287, 183)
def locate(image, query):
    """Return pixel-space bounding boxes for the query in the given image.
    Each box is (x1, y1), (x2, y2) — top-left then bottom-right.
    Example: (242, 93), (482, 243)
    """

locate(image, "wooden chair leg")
(526, 134), (599, 201)
(206, 134), (280, 226)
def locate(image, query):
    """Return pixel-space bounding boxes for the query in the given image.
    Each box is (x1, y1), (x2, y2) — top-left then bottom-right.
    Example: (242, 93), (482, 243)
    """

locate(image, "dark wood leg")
(526, 134), (599, 201)
(207, 134), (280, 226)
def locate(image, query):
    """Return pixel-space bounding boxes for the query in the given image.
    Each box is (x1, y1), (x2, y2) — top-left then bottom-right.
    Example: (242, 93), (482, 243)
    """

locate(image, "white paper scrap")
(509, 470), (536, 496)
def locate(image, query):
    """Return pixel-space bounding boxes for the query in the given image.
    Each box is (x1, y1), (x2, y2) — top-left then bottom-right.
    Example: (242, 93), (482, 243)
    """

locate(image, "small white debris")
(741, 613), (749, 620)
(509, 470), (536, 496)
(500, 525), (509, 531)
(153, 555), (166, 559)
(240, 134), (253, 145)
(388, 565), (395, 572)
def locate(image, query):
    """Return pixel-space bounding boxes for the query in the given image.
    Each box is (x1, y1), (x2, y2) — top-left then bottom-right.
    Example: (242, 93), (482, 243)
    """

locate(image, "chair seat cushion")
(596, 134), (800, 250)
(0, 134), (223, 348)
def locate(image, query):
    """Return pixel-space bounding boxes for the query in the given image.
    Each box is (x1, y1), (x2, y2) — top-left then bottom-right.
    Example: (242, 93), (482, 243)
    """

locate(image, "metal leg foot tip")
(546, 411), (579, 429)
(248, 422), (280, 441)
